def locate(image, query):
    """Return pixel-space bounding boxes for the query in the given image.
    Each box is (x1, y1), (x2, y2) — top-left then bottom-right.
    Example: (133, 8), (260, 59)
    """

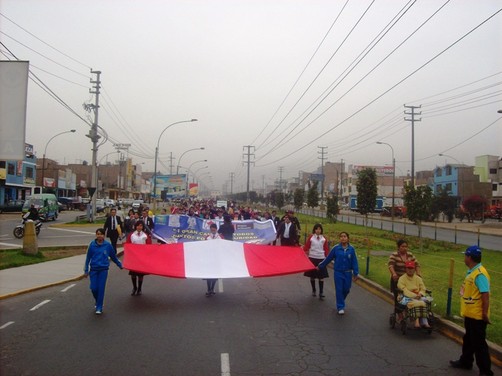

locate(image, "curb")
(0, 250), (124, 300)
(356, 275), (502, 367)
(0, 275), (86, 300)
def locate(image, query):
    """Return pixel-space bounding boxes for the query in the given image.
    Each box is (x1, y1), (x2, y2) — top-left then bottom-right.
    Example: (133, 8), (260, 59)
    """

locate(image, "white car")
(105, 199), (116, 207)
(132, 200), (143, 210)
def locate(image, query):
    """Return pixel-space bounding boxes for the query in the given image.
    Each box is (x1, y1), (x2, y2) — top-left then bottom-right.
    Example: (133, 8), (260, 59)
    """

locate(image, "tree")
(293, 188), (305, 211)
(275, 191), (285, 210)
(462, 195), (488, 223)
(307, 181), (319, 209)
(431, 188), (457, 223)
(326, 194), (339, 222)
(404, 184), (434, 250)
(356, 168), (377, 224)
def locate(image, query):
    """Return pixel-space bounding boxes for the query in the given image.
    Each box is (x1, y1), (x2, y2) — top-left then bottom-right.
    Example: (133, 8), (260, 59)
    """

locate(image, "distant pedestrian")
(303, 224), (329, 300)
(84, 228), (123, 315)
(450, 246), (493, 376)
(218, 214), (235, 241)
(318, 232), (359, 315)
(276, 215), (298, 246)
(204, 223), (222, 296)
(104, 208), (123, 254)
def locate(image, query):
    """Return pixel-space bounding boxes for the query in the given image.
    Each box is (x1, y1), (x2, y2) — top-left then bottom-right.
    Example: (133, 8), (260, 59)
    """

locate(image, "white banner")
(0, 61), (29, 160)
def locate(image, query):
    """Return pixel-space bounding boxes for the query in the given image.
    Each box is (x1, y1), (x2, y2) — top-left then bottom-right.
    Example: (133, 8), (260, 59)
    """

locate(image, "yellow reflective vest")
(460, 265), (490, 320)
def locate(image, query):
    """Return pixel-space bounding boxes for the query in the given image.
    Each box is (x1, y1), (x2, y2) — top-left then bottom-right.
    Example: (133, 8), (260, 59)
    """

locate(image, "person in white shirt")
(128, 220), (150, 296)
(204, 223), (222, 297)
(303, 224), (330, 300)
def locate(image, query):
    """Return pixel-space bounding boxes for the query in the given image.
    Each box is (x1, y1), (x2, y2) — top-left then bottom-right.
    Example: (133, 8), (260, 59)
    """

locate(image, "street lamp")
(153, 119), (198, 209)
(183, 159), (207, 197)
(376, 142), (395, 222)
(176, 147), (205, 174)
(41, 129), (76, 192)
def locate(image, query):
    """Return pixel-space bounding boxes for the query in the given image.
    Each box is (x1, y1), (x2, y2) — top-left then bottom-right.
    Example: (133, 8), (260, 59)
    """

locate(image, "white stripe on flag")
(184, 239), (251, 278)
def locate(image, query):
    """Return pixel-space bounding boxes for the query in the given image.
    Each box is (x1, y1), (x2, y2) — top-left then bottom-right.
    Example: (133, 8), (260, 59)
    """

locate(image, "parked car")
(105, 198), (116, 207)
(0, 200), (25, 213)
(380, 206), (405, 218)
(132, 200), (144, 210)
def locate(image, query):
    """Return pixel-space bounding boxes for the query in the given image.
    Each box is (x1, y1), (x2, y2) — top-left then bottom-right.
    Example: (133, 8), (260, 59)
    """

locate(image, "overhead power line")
(256, 4), (501, 167)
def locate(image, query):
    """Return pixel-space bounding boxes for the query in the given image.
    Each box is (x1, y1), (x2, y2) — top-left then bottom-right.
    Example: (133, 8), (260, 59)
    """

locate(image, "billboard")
(0, 61), (29, 160)
(351, 165), (394, 177)
(153, 174), (187, 199)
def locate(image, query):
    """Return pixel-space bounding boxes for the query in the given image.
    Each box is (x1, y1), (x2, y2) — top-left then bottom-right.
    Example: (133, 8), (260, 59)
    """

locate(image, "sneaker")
(449, 360), (472, 370)
(95, 310), (102, 315)
(338, 309), (345, 315)
(319, 294), (325, 300)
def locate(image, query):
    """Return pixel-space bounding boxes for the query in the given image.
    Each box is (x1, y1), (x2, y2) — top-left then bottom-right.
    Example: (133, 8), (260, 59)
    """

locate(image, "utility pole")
(278, 166), (284, 192)
(318, 146), (327, 205)
(114, 143), (131, 199)
(242, 146), (254, 202)
(262, 174), (265, 196)
(229, 172), (235, 195)
(404, 104), (421, 187)
(169, 152), (175, 175)
(86, 70), (101, 222)
(340, 158), (344, 201)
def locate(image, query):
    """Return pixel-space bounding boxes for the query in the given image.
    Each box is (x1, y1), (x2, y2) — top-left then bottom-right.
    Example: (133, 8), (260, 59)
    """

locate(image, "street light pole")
(41, 129), (76, 192)
(377, 142), (395, 223)
(153, 119), (198, 210)
(176, 147), (205, 174)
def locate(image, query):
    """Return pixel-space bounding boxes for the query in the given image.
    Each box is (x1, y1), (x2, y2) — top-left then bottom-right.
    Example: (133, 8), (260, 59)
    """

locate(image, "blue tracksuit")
(318, 243), (359, 311)
(84, 239), (122, 312)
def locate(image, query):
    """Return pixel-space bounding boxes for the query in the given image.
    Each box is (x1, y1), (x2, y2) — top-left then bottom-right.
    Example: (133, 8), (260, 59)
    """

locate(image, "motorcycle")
(13, 215), (43, 239)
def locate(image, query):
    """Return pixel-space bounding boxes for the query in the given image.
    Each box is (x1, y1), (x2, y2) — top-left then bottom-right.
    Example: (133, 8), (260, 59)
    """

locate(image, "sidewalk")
(0, 254), (87, 299)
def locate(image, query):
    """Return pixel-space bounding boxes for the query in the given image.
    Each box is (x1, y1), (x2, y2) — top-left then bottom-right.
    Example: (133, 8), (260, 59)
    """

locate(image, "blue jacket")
(318, 243), (359, 276)
(84, 239), (122, 273)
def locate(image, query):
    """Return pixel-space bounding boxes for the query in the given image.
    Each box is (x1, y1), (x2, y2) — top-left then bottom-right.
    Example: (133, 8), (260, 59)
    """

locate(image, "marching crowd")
(83, 198), (494, 375)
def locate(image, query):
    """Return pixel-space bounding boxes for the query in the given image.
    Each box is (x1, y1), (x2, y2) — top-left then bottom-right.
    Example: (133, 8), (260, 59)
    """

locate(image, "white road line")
(221, 353), (230, 376)
(218, 279), (224, 293)
(48, 228), (95, 235)
(30, 300), (51, 311)
(0, 321), (15, 329)
(61, 284), (76, 292)
(0, 242), (21, 247)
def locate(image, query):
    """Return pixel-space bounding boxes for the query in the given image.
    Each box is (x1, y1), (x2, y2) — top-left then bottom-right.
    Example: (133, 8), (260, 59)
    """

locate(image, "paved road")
(1, 269), (500, 376)
(0, 212), (99, 249)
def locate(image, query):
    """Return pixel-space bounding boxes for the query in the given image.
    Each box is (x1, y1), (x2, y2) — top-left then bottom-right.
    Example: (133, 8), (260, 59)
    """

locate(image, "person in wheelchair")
(397, 261), (431, 329)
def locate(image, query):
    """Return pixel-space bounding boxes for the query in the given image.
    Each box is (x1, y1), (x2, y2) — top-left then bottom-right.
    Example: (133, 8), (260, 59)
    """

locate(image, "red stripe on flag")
(243, 243), (315, 278)
(123, 243), (186, 278)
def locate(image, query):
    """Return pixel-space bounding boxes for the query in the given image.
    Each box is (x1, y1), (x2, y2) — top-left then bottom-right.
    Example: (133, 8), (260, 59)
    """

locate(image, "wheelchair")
(389, 289), (434, 335)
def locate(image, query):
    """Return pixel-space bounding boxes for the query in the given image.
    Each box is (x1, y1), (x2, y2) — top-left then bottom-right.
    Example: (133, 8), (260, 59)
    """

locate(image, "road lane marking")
(218, 279), (224, 293)
(0, 321), (15, 329)
(30, 300), (51, 311)
(0, 242), (21, 247)
(221, 353), (230, 376)
(61, 284), (76, 292)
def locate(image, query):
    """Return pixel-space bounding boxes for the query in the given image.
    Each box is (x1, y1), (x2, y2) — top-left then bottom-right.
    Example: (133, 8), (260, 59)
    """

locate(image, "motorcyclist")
(25, 204), (41, 221)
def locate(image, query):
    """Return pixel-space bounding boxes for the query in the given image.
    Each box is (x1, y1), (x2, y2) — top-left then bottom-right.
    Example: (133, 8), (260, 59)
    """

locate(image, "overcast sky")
(1, 0), (501, 193)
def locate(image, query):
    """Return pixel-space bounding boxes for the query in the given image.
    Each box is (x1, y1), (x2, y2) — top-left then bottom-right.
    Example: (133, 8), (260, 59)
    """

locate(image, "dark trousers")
(460, 317), (492, 373)
(108, 230), (119, 254)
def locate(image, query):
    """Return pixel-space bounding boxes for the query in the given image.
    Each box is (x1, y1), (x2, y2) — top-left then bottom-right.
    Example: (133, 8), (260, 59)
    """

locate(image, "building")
(475, 155), (501, 205)
(0, 143), (37, 204)
(433, 163), (492, 203)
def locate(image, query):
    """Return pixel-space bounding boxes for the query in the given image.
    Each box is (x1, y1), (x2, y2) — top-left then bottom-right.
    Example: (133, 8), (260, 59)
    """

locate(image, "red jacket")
(303, 234), (329, 257)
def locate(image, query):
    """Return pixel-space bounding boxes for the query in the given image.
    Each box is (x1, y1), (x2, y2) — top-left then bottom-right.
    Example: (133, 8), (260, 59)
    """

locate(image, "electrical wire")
(256, 6), (502, 167)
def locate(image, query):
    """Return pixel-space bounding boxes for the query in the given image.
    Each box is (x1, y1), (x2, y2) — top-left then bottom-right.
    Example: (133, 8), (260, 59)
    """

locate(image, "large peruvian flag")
(123, 239), (315, 279)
